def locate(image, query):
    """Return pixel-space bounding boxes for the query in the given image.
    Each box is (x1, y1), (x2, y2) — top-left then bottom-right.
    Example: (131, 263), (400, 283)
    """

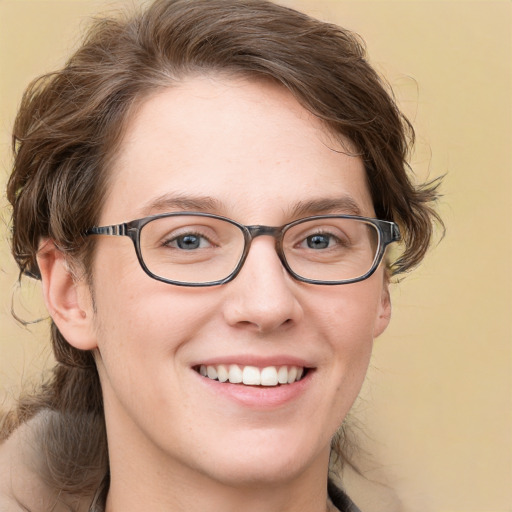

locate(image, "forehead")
(102, 75), (373, 224)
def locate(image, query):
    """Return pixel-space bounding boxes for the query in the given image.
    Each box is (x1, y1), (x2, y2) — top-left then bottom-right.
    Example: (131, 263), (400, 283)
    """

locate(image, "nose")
(222, 238), (304, 334)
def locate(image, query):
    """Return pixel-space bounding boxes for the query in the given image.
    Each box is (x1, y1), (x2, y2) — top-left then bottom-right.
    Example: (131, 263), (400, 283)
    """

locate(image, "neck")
(106, 478), (332, 512)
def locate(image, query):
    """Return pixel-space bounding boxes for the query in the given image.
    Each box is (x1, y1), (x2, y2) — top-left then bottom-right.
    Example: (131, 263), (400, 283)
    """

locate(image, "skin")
(38, 76), (391, 512)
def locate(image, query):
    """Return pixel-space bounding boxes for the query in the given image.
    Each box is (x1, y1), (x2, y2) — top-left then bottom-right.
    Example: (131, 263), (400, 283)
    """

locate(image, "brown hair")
(3, 0), (442, 504)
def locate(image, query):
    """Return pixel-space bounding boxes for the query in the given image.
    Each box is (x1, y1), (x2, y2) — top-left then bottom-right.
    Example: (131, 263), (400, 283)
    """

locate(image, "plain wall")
(0, 1), (510, 511)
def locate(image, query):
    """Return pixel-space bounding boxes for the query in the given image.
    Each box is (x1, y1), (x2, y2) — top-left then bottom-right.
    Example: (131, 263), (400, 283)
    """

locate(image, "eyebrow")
(288, 197), (363, 218)
(138, 194), (224, 217)
(138, 193), (363, 219)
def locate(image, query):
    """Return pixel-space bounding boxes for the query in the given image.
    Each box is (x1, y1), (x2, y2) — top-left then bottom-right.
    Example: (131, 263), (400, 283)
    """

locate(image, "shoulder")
(0, 418), (45, 511)
(0, 411), (94, 512)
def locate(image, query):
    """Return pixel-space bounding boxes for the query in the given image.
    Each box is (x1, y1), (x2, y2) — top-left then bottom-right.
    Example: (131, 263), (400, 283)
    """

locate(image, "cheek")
(93, 285), (207, 358)
(308, 279), (383, 388)
(92, 242), (197, 341)
(90, 261), (225, 391)
(312, 279), (383, 344)
(91, 285), (214, 425)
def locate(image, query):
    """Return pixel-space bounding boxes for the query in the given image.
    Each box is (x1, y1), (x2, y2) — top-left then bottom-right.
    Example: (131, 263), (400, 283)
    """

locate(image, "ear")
(36, 239), (97, 350)
(373, 279), (391, 338)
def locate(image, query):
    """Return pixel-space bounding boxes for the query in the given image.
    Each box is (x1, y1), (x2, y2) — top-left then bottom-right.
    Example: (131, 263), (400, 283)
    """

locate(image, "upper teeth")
(198, 364), (304, 386)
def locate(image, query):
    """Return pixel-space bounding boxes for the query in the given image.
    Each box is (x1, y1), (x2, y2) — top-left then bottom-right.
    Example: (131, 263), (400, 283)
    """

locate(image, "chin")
(188, 432), (329, 488)
(202, 459), (309, 488)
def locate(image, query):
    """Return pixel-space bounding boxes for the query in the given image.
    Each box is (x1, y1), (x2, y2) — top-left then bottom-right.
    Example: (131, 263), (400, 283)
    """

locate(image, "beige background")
(0, 1), (510, 511)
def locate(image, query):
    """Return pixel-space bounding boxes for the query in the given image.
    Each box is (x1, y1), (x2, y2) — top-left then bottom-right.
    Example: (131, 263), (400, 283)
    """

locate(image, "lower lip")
(194, 370), (313, 409)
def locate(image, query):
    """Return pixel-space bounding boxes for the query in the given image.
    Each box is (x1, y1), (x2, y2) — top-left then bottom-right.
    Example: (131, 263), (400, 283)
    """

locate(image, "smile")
(195, 364), (307, 386)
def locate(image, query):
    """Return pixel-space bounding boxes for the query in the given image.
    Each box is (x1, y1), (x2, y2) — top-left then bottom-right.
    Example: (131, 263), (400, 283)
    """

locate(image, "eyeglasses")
(86, 212), (400, 286)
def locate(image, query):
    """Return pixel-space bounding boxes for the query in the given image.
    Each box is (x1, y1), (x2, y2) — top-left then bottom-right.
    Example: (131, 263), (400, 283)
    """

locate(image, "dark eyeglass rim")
(86, 212), (401, 287)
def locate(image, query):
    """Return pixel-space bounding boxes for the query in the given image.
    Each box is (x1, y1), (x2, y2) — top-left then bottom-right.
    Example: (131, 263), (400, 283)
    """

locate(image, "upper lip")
(190, 355), (315, 369)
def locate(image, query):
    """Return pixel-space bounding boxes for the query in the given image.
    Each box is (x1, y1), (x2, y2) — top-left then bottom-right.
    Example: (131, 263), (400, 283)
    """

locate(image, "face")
(70, 76), (391, 488)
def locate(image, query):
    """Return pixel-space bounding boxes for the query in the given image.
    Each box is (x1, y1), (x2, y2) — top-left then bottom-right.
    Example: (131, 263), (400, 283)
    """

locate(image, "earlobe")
(36, 239), (97, 350)
(373, 281), (391, 338)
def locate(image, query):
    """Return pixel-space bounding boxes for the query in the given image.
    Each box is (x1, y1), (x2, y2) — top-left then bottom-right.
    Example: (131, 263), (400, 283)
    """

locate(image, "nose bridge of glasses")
(246, 225), (282, 240)
(238, 225), (288, 279)
(242, 225), (286, 266)
(244, 225), (285, 258)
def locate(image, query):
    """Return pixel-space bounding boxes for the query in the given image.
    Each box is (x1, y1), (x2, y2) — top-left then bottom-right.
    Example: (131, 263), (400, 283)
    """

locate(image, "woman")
(0, 0), (441, 510)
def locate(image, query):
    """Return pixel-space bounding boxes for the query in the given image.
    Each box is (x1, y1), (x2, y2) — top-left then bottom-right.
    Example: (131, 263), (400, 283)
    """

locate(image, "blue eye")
(175, 234), (201, 250)
(305, 234), (334, 249)
(165, 233), (212, 250)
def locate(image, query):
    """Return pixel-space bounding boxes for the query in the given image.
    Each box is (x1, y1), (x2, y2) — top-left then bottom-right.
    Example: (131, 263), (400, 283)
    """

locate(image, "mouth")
(193, 364), (309, 387)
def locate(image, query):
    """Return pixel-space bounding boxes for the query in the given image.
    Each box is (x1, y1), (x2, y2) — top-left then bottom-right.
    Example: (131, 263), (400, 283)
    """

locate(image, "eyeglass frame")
(85, 212), (401, 287)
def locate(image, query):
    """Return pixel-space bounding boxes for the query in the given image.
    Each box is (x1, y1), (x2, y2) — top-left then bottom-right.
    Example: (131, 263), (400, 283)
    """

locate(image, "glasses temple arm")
(86, 224), (127, 236)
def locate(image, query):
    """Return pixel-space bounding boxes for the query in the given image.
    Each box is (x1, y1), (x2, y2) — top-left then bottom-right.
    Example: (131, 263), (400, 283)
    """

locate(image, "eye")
(164, 232), (213, 250)
(286, 220), (356, 256)
(304, 233), (336, 250)
(298, 231), (346, 250)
